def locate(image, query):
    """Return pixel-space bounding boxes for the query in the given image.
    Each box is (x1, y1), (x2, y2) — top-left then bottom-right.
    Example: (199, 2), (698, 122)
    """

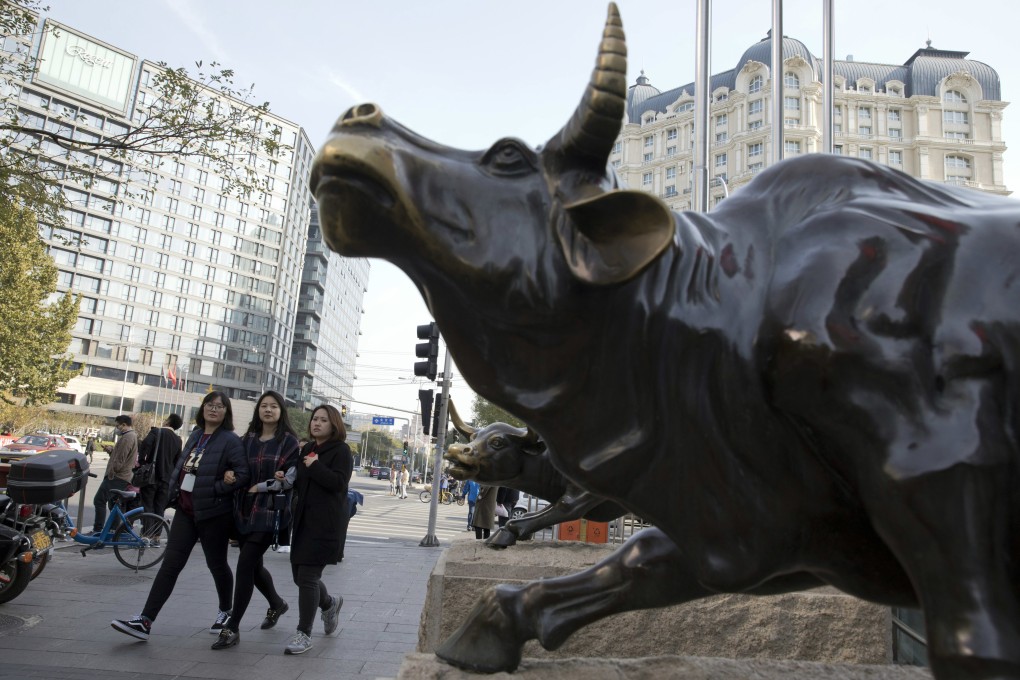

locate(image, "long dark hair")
(195, 390), (234, 431)
(309, 404), (346, 443)
(246, 390), (297, 440)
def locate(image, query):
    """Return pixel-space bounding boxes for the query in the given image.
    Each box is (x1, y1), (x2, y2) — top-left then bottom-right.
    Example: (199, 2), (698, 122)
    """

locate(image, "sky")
(42, 0), (1020, 427)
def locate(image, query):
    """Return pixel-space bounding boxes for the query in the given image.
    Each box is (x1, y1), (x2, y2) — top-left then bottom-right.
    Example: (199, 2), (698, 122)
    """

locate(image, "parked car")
(512, 493), (550, 519)
(60, 436), (85, 455)
(0, 434), (71, 463)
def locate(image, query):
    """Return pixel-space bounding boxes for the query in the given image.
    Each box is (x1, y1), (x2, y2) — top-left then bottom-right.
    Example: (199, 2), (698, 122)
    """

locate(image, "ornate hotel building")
(2, 17), (367, 424)
(616, 33), (1008, 208)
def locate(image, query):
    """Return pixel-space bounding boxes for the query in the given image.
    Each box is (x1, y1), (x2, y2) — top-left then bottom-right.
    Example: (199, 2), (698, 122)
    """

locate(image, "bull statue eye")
(488, 435), (507, 450)
(481, 138), (537, 177)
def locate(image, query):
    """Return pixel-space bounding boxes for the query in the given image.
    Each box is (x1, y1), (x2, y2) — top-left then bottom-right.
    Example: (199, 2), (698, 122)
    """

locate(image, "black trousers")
(141, 511), (234, 622)
(228, 532), (284, 632)
(139, 482), (170, 534)
(92, 477), (130, 532)
(291, 563), (331, 635)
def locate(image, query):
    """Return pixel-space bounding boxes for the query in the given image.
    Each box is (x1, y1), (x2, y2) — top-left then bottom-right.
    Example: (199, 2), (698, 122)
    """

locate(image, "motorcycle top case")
(6, 449), (90, 503)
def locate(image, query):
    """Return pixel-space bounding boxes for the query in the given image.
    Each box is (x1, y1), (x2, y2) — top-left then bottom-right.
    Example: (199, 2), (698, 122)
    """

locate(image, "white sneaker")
(285, 630), (313, 655)
(276, 546), (290, 553)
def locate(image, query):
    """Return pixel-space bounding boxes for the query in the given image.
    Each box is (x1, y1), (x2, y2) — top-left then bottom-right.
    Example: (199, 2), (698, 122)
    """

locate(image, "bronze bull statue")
(311, 4), (1020, 677)
(443, 401), (626, 548)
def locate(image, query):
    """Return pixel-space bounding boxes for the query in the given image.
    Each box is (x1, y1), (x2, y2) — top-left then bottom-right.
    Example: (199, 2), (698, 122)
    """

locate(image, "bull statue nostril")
(339, 103), (383, 128)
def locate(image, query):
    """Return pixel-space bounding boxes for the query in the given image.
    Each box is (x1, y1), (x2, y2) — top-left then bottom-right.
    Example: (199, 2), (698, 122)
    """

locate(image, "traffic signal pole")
(420, 347), (452, 547)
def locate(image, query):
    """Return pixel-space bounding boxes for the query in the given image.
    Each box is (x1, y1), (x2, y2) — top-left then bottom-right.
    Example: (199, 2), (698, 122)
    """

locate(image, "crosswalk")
(347, 483), (472, 545)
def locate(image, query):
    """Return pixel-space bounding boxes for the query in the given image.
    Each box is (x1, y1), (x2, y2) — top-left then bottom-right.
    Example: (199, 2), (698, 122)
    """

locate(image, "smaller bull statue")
(444, 401), (626, 548)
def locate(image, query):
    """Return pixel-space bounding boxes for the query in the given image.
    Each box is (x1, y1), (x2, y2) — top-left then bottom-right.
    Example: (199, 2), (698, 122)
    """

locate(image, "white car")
(512, 493), (550, 519)
(61, 436), (85, 455)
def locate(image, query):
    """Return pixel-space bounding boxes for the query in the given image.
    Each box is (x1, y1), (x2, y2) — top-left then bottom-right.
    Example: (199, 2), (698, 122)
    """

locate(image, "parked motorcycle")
(0, 495), (48, 604)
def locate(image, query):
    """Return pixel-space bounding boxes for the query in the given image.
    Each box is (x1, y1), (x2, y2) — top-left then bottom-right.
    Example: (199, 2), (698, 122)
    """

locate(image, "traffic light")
(340, 404), (348, 419)
(414, 322), (440, 381)
(419, 389), (434, 435)
(431, 393), (445, 440)
(402, 440), (408, 454)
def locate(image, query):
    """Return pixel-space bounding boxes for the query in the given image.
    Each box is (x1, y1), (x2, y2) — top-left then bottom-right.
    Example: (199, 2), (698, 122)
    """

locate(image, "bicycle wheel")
(419, 490), (431, 503)
(113, 513), (170, 570)
(441, 492), (453, 505)
(456, 495), (466, 506)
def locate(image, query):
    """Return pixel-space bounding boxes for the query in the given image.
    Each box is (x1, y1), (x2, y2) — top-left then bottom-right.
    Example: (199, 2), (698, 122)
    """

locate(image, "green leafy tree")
(287, 407), (310, 440)
(471, 394), (525, 429)
(0, 185), (79, 405)
(0, 0), (287, 408)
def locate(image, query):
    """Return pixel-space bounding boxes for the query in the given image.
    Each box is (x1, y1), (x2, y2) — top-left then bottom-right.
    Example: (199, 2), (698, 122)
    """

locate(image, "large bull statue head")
(311, 3), (673, 295)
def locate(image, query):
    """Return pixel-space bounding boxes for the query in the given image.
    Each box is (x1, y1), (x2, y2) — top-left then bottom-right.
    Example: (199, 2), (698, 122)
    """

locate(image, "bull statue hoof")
(485, 528), (518, 549)
(435, 584), (525, 674)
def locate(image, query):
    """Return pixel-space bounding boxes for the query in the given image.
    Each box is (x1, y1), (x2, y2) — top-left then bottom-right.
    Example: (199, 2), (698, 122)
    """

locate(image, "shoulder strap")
(151, 428), (162, 464)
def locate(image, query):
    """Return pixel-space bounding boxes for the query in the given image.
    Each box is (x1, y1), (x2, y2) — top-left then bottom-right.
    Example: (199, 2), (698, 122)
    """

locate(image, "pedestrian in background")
(399, 466), (409, 499)
(111, 391), (248, 642)
(84, 436), (95, 464)
(284, 404), (351, 655)
(471, 484), (498, 540)
(463, 479), (480, 530)
(496, 487), (520, 528)
(88, 415), (137, 535)
(136, 413), (184, 529)
(388, 467), (396, 495)
(212, 390), (300, 650)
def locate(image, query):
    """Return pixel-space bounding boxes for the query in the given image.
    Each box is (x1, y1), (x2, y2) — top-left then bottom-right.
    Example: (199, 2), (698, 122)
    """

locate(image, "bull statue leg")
(436, 527), (820, 673)
(486, 486), (606, 549)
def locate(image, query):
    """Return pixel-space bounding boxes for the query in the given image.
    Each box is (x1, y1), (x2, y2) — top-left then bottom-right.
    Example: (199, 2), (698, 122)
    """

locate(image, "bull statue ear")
(508, 428), (547, 456)
(559, 190), (674, 285)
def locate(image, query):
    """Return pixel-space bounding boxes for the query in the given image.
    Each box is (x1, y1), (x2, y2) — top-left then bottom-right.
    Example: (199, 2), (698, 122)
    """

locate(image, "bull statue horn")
(447, 400), (476, 440)
(547, 2), (627, 169)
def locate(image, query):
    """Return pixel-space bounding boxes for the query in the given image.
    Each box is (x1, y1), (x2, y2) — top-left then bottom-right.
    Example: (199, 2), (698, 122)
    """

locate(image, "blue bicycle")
(52, 481), (169, 571)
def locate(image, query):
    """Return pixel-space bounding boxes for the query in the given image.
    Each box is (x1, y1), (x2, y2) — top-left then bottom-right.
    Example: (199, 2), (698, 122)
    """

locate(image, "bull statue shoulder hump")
(311, 4), (1020, 678)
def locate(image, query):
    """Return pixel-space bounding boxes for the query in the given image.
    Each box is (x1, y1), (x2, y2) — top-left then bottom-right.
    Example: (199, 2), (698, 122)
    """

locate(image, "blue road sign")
(372, 416), (395, 426)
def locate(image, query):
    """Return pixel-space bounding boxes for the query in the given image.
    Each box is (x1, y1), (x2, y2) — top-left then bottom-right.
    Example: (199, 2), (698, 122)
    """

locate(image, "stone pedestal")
(419, 536), (895, 665)
(398, 653), (932, 679)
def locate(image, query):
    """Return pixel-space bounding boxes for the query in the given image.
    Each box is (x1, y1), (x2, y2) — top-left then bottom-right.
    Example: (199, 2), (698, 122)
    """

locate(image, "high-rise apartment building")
(287, 203), (369, 411)
(1, 17), (351, 424)
(617, 34), (1008, 208)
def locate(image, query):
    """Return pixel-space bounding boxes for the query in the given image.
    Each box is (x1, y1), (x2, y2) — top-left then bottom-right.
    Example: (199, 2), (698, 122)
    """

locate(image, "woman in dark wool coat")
(283, 403), (352, 655)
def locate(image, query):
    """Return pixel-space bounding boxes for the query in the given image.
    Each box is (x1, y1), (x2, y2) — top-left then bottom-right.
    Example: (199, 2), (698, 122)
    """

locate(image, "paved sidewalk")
(0, 505), (444, 680)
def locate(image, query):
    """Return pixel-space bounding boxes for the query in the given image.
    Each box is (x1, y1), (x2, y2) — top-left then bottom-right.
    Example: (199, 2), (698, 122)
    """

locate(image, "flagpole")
(182, 367), (189, 424)
(157, 367), (166, 420)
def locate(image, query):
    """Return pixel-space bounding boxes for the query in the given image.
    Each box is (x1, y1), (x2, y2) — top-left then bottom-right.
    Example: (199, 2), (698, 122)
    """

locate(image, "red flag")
(167, 365), (177, 388)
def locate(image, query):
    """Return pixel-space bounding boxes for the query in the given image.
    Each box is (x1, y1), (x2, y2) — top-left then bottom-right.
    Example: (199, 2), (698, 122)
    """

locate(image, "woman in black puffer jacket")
(111, 391), (248, 642)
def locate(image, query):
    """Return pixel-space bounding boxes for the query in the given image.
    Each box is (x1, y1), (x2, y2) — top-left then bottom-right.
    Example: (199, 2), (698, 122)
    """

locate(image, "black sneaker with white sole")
(111, 616), (151, 641)
(209, 609), (231, 633)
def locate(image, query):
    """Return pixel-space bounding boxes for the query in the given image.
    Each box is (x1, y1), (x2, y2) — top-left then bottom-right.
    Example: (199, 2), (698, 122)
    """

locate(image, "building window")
(943, 110), (969, 125)
(785, 140), (801, 155)
(859, 126), (872, 136)
(749, 162), (764, 173)
(784, 72), (800, 89)
(643, 152), (654, 162)
(715, 114), (727, 127)
(642, 172), (653, 186)
(666, 146), (677, 157)
(784, 96), (800, 111)
(859, 107), (872, 121)
(889, 150), (903, 165)
(666, 167), (676, 180)
(946, 131), (970, 140)
(748, 142), (763, 158)
(644, 135), (654, 148)
(749, 100), (763, 115)
(944, 90), (967, 104)
(860, 148), (873, 160)
(749, 75), (763, 94)
(612, 141), (622, 154)
(715, 132), (728, 143)
(715, 153), (727, 167)
(664, 186), (678, 197)
(748, 120), (763, 131)
(945, 155), (971, 169)
(834, 145), (843, 155)
(667, 128), (678, 141)
(889, 128), (902, 140)
(888, 109), (902, 122)
(676, 102), (694, 113)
